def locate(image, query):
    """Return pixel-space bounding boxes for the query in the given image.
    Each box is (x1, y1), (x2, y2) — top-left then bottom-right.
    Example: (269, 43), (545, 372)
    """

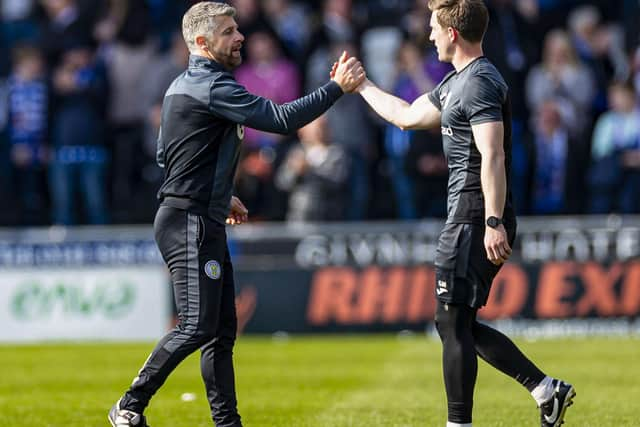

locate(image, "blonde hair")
(428, 0), (488, 43)
(182, 2), (236, 52)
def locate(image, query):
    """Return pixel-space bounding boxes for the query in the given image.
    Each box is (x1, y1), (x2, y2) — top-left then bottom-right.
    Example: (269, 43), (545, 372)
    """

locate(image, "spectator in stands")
(234, 30), (301, 219)
(568, 5), (629, 115)
(306, 0), (361, 92)
(275, 114), (349, 221)
(384, 40), (443, 219)
(262, 0), (311, 63)
(1, 0), (39, 46)
(589, 81), (640, 213)
(39, 0), (94, 67)
(526, 29), (595, 138)
(7, 45), (49, 224)
(229, 0), (274, 45)
(324, 42), (373, 220)
(401, 0), (430, 46)
(49, 39), (109, 225)
(139, 31), (190, 216)
(96, 0), (155, 222)
(236, 30), (301, 148)
(405, 128), (448, 218)
(529, 100), (582, 214)
(484, 0), (540, 124)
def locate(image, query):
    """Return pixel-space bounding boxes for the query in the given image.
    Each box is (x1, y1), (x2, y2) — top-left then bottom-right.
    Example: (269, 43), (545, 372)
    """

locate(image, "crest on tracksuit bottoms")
(204, 260), (221, 280)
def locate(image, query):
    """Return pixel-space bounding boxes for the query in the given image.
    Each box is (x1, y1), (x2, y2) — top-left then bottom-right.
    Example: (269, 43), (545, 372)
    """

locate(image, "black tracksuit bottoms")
(120, 205), (242, 427)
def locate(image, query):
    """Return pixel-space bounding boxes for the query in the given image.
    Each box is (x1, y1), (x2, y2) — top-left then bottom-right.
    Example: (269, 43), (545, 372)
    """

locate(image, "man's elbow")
(397, 119), (418, 131)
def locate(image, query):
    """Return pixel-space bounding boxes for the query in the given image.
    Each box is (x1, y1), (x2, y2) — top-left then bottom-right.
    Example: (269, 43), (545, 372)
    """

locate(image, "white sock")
(531, 376), (555, 405)
(446, 423), (472, 427)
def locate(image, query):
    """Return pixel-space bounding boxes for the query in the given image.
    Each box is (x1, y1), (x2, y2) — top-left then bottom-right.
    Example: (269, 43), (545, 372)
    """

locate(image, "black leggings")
(434, 301), (545, 424)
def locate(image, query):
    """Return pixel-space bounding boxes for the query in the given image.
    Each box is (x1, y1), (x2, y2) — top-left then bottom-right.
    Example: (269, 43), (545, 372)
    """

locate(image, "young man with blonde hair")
(108, 2), (364, 426)
(352, 0), (575, 425)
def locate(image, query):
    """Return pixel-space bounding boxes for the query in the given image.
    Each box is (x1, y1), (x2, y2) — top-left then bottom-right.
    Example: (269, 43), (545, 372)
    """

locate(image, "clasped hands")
(330, 51), (367, 93)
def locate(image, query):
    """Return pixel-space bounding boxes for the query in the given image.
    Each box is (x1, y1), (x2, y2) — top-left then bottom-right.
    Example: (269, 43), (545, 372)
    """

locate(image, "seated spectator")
(275, 114), (349, 222)
(589, 81), (640, 213)
(49, 40), (109, 225)
(7, 45), (49, 224)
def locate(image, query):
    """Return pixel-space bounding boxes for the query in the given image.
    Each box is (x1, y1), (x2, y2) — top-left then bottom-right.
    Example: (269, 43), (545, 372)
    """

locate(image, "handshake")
(330, 51), (367, 93)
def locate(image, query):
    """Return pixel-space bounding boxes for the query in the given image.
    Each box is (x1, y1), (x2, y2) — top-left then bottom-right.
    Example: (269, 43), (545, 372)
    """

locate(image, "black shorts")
(434, 222), (516, 308)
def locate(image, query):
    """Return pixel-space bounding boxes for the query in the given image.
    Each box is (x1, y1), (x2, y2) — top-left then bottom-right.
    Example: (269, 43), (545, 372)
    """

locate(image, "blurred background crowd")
(1, 0), (639, 226)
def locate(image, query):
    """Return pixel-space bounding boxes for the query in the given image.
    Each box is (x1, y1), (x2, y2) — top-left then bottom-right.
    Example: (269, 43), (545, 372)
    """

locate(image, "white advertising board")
(0, 267), (170, 342)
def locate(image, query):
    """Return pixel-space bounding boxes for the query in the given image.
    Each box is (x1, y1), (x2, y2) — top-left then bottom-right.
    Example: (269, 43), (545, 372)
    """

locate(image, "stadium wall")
(1, 216), (639, 342)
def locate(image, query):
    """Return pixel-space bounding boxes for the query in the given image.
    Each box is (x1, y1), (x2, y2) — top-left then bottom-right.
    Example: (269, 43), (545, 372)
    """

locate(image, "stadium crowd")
(1, 0), (639, 226)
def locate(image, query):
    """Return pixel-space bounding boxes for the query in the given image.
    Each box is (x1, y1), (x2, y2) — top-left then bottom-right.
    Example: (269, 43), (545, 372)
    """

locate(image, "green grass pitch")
(0, 335), (638, 426)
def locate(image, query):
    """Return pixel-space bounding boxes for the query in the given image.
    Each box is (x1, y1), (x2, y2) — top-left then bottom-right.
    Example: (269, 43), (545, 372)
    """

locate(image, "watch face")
(487, 217), (500, 227)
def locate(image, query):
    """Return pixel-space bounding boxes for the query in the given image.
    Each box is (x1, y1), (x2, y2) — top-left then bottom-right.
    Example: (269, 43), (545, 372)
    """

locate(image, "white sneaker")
(108, 398), (151, 427)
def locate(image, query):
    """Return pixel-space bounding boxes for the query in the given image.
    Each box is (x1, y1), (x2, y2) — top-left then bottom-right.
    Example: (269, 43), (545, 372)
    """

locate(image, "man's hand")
(331, 51), (366, 93)
(484, 224), (512, 265)
(226, 196), (248, 226)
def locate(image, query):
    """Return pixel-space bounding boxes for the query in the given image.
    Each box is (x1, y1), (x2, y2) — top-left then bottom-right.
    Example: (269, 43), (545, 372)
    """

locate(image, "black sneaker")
(540, 380), (576, 427)
(108, 398), (151, 427)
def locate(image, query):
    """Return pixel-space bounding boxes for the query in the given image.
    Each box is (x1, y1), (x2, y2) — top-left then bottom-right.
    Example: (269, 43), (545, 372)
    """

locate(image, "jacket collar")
(188, 54), (226, 72)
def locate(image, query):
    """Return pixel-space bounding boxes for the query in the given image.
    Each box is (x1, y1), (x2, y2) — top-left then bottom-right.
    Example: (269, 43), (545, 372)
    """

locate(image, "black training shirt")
(427, 56), (515, 225)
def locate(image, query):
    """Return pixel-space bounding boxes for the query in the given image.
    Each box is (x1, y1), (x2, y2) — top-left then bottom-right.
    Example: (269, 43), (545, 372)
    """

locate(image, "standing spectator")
(529, 100), (581, 214)
(1, 0), (39, 45)
(275, 114), (349, 221)
(138, 31), (190, 219)
(39, 0), (94, 67)
(235, 30), (302, 218)
(484, 0), (540, 125)
(7, 45), (50, 224)
(568, 5), (629, 114)
(49, 40), (109, 225)
(405, 128), (448, 218)
(228, 0), (275, 46)
(262, 0), (311, 63)
(236, 30), (301, 148)
(384, 40), (444, 219)
(324, 42), (374, 220)
(96, 0), (155, 222)
(525, 29), (595, 137)
(305, 0), (361, 91)
(589, 81), (640, 213)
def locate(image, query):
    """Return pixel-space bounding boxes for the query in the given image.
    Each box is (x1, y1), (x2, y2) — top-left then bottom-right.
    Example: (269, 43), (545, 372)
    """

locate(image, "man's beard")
(215, 49), (242, 70)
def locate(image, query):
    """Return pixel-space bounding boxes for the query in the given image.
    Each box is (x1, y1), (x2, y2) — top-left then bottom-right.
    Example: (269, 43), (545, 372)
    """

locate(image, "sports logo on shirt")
(204, 260), (222, 280)
(441, 126), (454, 136)
(440, 91), (452, 110)
(237, 124), (244, 140)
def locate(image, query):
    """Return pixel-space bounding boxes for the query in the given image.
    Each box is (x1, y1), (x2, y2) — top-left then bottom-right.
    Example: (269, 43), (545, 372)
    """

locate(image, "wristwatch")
(486, 216), (502, 228)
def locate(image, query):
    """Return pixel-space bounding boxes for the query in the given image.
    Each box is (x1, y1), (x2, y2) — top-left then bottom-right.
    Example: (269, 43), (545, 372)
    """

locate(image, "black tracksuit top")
(157, 54), (343, 224)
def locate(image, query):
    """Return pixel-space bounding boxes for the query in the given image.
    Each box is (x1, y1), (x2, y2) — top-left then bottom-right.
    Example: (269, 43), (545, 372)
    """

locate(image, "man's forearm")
(481, 151), (507, 219)
(358, 80), (411, 129)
